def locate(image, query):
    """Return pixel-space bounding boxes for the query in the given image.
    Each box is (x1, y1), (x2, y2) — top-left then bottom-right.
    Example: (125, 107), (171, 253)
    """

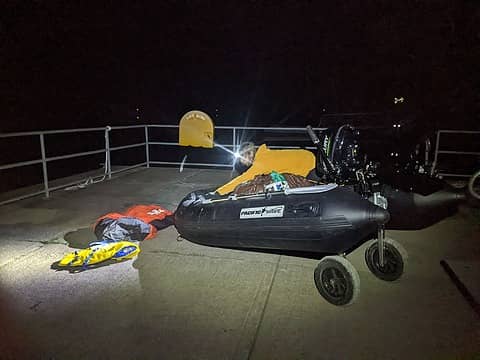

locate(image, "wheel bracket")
(378, 226), (385, 267)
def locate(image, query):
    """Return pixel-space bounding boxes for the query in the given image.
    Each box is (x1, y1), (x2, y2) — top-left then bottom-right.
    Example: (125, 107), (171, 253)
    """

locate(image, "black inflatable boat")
(175, 126), (411, 306)
(175, 183), (403, 306)
(174, 124), (473, 306)
(175, 184), (388, 255)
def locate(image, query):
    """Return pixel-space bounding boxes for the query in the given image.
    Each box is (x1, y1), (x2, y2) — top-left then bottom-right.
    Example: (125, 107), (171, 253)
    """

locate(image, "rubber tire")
(468, 169), (480, 200)
(365, 238), (407, 281)
(314, 256), (360, 306)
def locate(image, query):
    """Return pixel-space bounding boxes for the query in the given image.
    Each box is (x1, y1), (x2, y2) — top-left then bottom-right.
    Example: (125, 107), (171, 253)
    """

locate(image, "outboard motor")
(328, 125), (364, 182)
(312, 123), (469, 230)
(317, 124), (366, 185)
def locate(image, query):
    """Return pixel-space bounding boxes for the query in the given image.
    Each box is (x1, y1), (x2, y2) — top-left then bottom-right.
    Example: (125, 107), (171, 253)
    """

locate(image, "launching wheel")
(468, 169), (480, 200)
(365, 238), (407, 281)
(314, 256), (360, 306)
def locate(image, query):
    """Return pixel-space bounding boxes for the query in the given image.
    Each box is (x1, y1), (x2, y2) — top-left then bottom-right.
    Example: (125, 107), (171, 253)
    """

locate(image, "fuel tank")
(175, 185), (389, 255)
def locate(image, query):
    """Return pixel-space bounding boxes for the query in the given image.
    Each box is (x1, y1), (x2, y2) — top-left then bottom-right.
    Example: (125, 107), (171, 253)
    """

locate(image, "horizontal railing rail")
(0, 127), (106, 138)
(145, 124), (325, 168)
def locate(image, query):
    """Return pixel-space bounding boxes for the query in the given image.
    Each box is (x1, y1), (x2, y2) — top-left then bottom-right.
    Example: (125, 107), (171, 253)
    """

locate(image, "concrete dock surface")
(0, 167), (479, 360)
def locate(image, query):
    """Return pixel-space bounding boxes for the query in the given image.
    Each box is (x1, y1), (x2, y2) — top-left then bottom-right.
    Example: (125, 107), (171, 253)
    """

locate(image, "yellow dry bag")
(58, 241), (140, 269)
(179, 110), (214, 148)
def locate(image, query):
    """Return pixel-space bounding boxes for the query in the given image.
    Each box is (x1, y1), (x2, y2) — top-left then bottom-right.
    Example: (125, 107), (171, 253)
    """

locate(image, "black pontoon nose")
(369, 206), (390, 225)
(384, 185), (466, 230)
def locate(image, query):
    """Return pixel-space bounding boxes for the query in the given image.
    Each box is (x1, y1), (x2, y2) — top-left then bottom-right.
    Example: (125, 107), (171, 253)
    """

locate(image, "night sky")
(2, 1), (479, 133)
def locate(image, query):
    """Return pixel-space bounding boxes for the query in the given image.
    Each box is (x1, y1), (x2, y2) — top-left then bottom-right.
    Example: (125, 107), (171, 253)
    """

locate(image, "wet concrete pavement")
(0, 167), (479, 359)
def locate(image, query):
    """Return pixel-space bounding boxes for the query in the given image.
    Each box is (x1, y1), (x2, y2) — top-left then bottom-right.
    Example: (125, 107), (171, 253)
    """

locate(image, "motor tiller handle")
(306, 125), (338, 183)
(306, 125), (320, 145)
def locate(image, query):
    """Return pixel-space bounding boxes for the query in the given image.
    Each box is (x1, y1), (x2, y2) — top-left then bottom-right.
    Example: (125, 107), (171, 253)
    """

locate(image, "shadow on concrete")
(50, 258), (134, 273)
(63, 227), (97, 249)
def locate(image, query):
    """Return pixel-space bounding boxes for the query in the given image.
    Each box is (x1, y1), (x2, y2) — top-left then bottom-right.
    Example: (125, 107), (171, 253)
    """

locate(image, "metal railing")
(0, 125), (147, 206)
(431, 130), (480, 178)
(0, 124), (325, 206)
(2, 124), (478, 205)
(146, 125), (324, 168)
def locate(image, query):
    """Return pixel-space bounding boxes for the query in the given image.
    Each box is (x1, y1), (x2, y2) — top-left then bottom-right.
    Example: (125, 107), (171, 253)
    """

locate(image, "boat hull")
(175, 186), (389, 255)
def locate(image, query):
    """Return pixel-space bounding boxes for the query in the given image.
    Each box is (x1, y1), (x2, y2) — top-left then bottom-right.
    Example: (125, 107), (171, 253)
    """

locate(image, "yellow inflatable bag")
(59, 241), (140, 269)
(179, 110), (214, 148)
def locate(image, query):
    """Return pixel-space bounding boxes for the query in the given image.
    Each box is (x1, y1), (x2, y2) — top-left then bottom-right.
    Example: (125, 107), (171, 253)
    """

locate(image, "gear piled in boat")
(232, 172), (315, 196)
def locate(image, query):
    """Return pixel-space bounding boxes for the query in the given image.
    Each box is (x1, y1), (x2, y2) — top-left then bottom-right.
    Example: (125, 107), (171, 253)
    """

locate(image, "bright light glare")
(214, 142), (236, 156)
(214, 142), (247, 162)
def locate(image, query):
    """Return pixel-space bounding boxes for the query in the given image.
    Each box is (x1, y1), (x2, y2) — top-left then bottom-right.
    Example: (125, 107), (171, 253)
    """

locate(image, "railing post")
(424, 138), (430, 167)
(39, 133), (50, 198)
(232, 127), (236, 153)
(105, 126), (112, 179)
(430, 130), (441, 177)
(145, 125), (150, 168)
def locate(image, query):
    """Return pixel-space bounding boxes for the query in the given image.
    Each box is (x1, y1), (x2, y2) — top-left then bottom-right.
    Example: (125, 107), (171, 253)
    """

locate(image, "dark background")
(1, 1), (479, 193)
(2, 1), (479, 132)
